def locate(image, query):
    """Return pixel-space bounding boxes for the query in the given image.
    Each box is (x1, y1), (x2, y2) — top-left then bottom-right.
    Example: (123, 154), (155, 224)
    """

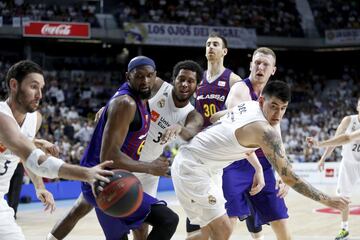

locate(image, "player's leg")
(223, 160), (264, 239)
(269, 219), (291, 240)
(132, 223), (149, 240)
(186, 218), (202, 238)
(144, 204), (179, 240)
(0, 198), (25, 240)
(334, 160), (356, 240)
(132, 173), (160, 240)
(7, 163), (25, 219)
(207, 214), (233, 240)
(47, 193), (93, 240)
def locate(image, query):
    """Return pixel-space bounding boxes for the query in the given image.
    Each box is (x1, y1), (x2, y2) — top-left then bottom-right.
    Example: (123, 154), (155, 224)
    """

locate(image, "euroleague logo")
(315, 205), (360, 215)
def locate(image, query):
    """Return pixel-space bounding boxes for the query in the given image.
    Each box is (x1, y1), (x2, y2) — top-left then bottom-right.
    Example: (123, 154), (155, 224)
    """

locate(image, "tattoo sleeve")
(262, 128), (330, 202)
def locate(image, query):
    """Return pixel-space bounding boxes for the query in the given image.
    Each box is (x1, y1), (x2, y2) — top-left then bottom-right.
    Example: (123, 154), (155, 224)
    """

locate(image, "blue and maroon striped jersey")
(80, 82), (150, 168)
(195, 68), (232, 127)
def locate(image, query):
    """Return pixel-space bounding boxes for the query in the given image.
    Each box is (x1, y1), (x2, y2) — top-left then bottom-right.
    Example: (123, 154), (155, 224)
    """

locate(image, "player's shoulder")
(229, 72), (242, 87)
(109, 95), (137, 114)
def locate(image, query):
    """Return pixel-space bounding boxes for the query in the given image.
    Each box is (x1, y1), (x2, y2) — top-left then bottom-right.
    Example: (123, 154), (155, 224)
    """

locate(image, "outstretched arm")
(316, 116), (350, 171)
(0, 112), (113, 185)
(160, 109), (204, 144)
(241, 122), (349, 210)
(307, 128), (360, 149)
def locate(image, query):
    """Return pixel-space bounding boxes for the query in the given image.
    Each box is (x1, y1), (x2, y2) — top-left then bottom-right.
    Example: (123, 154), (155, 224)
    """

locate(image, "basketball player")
(47, 60), (204, 240)
(212, 47), (291, 240)
(0, 60), (114, 240)
(192, 33), (278, 240)
(306, 97), (360, 240)
(172, 80), (349, 240)
(78, 56), (180, 240)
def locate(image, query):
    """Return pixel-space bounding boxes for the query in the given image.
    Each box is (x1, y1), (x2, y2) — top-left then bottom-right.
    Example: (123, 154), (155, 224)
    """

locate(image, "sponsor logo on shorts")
(208, 195), (216, 205)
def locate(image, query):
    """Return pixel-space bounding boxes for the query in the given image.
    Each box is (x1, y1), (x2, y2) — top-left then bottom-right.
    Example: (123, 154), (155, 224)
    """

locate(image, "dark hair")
(253, 47), (276, 65)
(172, 60), (203, 84)
(262, 80), (291, 103)
(6, 60), (43, 91)
(208, 32), (228, 49)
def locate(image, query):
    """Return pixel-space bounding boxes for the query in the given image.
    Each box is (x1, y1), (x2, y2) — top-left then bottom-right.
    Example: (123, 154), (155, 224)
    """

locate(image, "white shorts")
(336, 160), (360, 198)
(171, 149), (226, 227)
(133, 172), (159, 198)
(0, 198), (25, 240)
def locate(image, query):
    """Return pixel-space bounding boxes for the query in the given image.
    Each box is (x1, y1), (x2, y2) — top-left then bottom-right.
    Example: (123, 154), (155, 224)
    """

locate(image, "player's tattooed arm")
(260, 127), (330, 202)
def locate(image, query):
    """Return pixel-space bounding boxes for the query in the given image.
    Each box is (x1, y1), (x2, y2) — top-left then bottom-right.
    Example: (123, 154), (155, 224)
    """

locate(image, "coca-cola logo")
(41, 24), (71, 35)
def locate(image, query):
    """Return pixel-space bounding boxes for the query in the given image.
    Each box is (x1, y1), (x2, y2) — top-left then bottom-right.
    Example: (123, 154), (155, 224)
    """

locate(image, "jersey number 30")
(203, 103), (217, 118)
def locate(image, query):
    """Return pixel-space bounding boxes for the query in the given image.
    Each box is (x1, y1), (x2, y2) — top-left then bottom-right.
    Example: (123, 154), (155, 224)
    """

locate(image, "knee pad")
(246, 215), (262, 233)
(186, 218), (201, 233)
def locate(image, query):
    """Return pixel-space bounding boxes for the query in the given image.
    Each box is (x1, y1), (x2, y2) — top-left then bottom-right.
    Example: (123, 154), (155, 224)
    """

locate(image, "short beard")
(138, 90), (151, 99)
(15, 91), (37, 113)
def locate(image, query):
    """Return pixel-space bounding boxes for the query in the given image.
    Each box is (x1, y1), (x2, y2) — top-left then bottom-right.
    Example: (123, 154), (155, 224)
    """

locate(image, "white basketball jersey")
(341, 115), (360, 163)
(182, 101), (267, 170)
(0, 102), (37, 197)
(140, 82), (194, 162)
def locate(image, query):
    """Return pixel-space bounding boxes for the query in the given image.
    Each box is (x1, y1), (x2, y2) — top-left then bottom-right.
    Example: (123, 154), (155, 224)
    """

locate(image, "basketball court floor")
(17, 185), (360, 239)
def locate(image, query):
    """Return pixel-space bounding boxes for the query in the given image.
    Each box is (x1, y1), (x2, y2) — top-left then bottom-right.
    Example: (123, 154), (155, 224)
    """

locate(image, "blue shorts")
(82, 182), (164, 239)
(222, 157), (288, 227)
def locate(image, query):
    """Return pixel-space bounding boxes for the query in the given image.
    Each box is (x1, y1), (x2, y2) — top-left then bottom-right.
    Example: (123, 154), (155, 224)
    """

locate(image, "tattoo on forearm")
(290, 171), (330, 201)
(262, 129), (330, 202)
(262, 129), (285, 171)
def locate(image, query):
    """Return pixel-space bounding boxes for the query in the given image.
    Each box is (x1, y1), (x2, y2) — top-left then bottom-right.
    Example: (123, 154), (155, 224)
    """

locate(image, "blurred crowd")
(1, 0), (359, 37)
(309, 0), (360, 35)
(115, 0), (304, 37)
(0, 1), (99, 27)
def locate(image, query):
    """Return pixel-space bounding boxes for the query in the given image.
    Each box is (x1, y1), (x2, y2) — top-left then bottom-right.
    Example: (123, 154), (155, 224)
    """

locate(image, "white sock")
(341, 221), (349, 231)
(253, 237), (264, 240)
(46, 233), (58, 240)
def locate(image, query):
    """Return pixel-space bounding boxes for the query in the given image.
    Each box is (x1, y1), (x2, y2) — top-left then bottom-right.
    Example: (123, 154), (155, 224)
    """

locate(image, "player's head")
(6, 60), (44, 113)
(205, 32), (228, 62)
(249, 47), (276, 84)
(259, 80), (291, 126)
(126, 56), (156, 99)
(172, 60), (203, 103)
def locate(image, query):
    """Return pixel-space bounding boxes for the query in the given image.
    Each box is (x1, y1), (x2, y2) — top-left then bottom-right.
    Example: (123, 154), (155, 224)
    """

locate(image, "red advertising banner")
(23, 21), (90, 39)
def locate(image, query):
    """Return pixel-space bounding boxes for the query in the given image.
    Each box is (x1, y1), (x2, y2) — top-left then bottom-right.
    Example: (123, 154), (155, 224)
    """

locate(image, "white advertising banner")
(124, 22), (257, 49)
(325, 29), (360, 45)
(292, 162), (340, 185)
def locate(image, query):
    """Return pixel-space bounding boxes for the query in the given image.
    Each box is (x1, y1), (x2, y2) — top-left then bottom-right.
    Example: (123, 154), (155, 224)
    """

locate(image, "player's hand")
(149, 156), (170, 176)
(306, 137), (319, 148)
(160, 124), (182, 145)
(317, 158), (325, 172)
(86, 160), (114, 185)
(322, 196), (350, 211)
(276, 178), (289, 198)
(94, 107), (105, 123)
(36, 188), (56, 213)
(42, 141), (60, 157)
(249, 169), (265, 196)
